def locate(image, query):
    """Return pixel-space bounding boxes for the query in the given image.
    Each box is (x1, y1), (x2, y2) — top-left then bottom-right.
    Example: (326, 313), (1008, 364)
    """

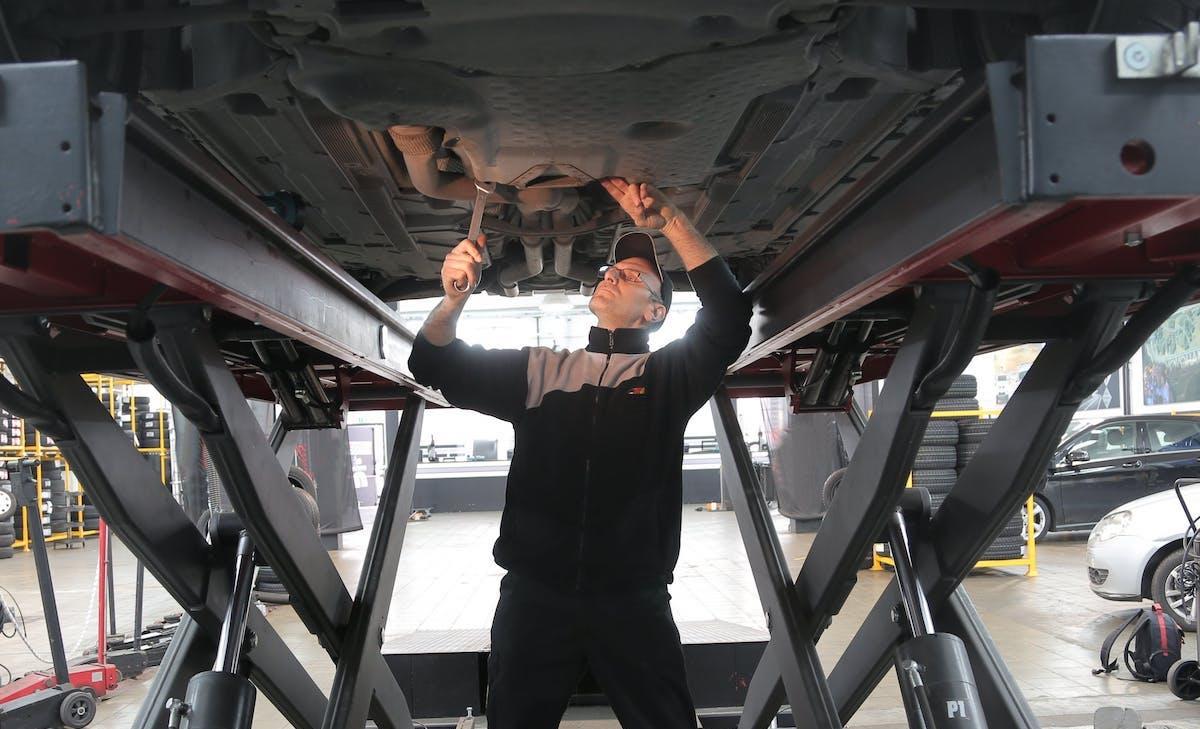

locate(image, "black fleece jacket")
(408, 256), (752, 593)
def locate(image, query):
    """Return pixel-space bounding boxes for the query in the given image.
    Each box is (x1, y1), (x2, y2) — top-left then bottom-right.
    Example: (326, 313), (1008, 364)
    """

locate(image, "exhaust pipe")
(552, 211), (599, 296)
(387, 126), (477, 201)
(497, 234), (546, 297)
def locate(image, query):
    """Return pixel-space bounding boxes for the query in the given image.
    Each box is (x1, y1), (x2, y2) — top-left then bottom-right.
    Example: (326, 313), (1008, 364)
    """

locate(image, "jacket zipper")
(575, 329), (614, 591)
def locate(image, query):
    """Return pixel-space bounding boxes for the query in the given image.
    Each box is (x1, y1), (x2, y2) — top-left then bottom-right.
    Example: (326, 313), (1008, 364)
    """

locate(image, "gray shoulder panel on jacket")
(526, 347), (649, 410)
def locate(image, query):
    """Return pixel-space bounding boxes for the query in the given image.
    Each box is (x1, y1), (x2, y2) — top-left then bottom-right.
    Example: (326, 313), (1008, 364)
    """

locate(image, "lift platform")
(1, 21), (1200, 729)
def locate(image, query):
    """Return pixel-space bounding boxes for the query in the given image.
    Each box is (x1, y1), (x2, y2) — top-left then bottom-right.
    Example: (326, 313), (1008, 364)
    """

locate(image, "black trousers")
(487, 572), (698, 729)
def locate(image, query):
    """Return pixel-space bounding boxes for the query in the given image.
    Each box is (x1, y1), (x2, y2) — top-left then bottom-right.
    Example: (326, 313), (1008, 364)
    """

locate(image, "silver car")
(1086, 482), (1199, 631)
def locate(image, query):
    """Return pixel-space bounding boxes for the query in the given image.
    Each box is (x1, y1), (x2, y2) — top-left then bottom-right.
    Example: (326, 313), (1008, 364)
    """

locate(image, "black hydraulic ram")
(889, 490), (987, 729)
(167, 530), (259, 729)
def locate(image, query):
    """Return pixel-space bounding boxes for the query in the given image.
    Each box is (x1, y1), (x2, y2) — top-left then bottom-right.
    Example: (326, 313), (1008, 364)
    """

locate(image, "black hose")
(127, 330), (222, 433)
(913, 276), (998, 409)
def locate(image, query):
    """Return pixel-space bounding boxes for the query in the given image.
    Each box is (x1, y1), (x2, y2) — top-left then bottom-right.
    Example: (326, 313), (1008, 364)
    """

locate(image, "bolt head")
(1124, 42), (1151, 71)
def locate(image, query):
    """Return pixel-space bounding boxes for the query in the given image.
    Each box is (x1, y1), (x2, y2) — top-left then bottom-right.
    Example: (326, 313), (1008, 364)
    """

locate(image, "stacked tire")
(913, 419), (959, 517)
(0, 469), (15, 559)
(949, 379), (1026, 560)
(255, 469), (321, 605)
(135, 408), (170, 451)
(82, 497), (101, 532)
(118, 396), (149, 443)
(0, 409), (18, 448)
(43, 459), (70, 535)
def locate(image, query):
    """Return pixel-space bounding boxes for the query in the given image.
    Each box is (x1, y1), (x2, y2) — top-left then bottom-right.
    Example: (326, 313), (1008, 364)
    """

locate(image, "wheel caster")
(1168, 658), (1200, 700)
(59, 689), (97, 728)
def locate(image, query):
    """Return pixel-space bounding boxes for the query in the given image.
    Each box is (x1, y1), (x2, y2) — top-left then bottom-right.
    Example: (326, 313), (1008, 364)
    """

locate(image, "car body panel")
(1039, 416), (1200, 533)
(1086, 482), (1200, 602)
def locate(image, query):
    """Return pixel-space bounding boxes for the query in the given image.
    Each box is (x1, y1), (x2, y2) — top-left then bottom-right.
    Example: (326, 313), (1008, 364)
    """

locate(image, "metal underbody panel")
(3, 15), (1200, 729)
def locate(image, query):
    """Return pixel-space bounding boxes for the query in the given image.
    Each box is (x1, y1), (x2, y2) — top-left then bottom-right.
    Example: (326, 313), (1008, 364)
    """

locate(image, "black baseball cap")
(613, 231), (673, 313)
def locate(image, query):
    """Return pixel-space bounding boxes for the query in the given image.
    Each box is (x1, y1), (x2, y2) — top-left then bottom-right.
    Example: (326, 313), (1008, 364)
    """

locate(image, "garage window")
(1145, 420), (1200, 453)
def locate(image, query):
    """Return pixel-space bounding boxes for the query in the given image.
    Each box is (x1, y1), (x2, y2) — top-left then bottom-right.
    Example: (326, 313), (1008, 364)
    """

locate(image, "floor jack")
(0, 459), (119, 728)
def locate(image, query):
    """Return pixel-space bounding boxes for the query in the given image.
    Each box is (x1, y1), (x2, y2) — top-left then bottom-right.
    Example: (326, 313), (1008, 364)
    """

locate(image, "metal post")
(711, 390), (840, 728)
(98, 520), (109, 666)
(106, 529), (117, 637)
(323, 398), (425, 729)
(134, 560), (145, 651)
(13, 460), (70, 685)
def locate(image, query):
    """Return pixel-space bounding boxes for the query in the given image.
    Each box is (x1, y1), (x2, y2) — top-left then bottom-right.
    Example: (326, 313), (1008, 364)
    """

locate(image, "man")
(408, 177), (751, 729)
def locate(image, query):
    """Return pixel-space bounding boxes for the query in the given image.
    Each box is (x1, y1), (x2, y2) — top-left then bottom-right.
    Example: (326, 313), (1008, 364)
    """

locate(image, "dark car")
(1027, 415), (1200, 540)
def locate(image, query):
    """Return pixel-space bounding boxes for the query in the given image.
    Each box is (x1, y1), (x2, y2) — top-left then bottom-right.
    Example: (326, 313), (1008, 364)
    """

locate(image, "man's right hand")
(441, 234), (486, 301)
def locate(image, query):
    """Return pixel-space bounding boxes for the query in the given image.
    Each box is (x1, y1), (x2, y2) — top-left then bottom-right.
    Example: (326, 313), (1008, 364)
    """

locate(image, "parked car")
(1085, 480), (1199, 631)
(1024, 415), (1200, 541)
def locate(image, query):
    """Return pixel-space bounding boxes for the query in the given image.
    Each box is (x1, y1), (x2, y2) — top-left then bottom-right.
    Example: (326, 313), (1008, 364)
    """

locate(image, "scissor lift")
(2, 23), (1200, 729)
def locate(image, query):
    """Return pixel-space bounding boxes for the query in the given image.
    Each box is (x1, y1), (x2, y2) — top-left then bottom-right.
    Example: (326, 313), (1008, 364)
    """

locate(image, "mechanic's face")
(588, 257), (666, 330)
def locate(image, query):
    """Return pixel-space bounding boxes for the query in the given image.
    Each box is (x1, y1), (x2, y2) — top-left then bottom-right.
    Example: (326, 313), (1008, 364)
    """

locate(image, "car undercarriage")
(2, 1), (1200, 728)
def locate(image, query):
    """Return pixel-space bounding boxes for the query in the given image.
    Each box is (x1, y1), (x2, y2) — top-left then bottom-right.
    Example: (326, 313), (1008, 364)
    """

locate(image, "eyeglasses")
(598, 265), (662, 302)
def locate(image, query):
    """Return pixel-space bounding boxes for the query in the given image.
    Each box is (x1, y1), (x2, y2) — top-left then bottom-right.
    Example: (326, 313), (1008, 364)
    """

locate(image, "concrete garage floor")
(1, 509), (1197, 729)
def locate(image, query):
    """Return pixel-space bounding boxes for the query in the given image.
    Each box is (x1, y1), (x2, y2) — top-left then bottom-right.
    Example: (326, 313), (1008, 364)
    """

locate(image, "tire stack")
(950, 378), (1026, 560)
(912, 419), (960, 515)
(0, 466), (15, 559)
(136, 410), (170, 450)
(82, 496), (100, 532)
(0, 409), (16, 448)
(255, 471), (321, 605)
(43, 459), (70, 536)
(118, 395), (149, 444)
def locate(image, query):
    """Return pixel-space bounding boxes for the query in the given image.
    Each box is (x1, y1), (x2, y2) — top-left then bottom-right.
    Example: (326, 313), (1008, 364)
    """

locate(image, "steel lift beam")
(1, 22), (1200, 729)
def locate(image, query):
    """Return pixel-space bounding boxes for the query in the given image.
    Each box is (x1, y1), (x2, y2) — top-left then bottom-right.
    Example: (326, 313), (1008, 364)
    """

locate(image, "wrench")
(453, 180), (495, 292)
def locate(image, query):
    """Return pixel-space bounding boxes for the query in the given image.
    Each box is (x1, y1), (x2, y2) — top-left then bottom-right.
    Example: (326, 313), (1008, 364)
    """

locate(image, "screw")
(1124, 42), (1151, 71)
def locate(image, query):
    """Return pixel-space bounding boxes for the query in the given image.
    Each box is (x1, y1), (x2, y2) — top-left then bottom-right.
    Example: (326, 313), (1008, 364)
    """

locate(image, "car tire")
(957, 421), (994, 445)
(956, 442), (983, 469)
(946, 374), (977, 399)
(0, 486), (15, 521)
(934, 397), (979, 414)
(915, 446), (957, 470)
(920, 420), (959, 447)
(1151, 549), (1197, 632)
(1022, 495), (1053, 542)
(821, 468), (847, 510)
(912, 469), (957, 495)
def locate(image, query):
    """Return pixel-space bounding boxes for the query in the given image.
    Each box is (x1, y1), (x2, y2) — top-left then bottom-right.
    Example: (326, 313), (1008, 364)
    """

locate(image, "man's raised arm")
(408, 235), (529, 423)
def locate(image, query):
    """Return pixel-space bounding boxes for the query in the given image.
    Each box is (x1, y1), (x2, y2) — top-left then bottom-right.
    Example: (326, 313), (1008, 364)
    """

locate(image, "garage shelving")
(0, 372), (173, 555)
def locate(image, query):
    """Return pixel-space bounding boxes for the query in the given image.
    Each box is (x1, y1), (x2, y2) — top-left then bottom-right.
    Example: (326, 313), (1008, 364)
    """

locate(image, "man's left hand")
(601, 177), (681, 232)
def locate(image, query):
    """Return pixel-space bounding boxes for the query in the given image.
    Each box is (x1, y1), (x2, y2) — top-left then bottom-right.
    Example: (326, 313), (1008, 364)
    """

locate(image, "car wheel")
(1021, 495), (1052, 542)
(1151, 549), (1197, 632)
(0, 486), (15, 521)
